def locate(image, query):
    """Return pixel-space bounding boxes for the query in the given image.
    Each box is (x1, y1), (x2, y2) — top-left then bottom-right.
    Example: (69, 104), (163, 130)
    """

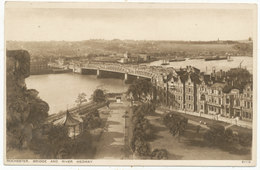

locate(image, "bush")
(130, 103), (155, 157)
(83, 110), (102, 130)
(29, 125), (95, 159)
(29, 125), (70, 159)
(224, 128), (235, 144)
(130, 137), (151, 156)
(93, 89), (106, 103)
(150, 149), (168, 160)
(204, 124), (225, 146)
(238, 133), (252, 147)
(163, 112), (188, 136)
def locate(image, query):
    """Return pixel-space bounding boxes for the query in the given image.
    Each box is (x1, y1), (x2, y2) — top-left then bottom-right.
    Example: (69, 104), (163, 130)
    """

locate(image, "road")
(94, 96), (130, 159)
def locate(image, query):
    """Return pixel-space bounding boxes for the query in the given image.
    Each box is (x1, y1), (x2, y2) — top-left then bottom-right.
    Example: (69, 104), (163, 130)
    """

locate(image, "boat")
(227, 55), (233, 62)
(205, 56), (227, 61)
(161, 60), (170, 65)
(169, 58), (186, 62)
(52, 68), (73, 74)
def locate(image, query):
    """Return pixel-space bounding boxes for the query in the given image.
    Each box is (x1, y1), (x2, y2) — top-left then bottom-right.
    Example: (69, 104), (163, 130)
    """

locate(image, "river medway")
(26, 56), (253, 115)
(149, 56), (253, 73)
(25, 73), (129, 115)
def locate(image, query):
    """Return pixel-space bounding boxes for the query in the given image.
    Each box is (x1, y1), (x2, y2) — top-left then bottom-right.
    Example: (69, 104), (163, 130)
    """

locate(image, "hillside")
(6, 40), (253, 60)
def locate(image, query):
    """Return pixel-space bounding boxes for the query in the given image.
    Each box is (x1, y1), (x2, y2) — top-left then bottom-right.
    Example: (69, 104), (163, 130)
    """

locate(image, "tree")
(127, 79), (153, 101)
(163, 112), (188, 139)
(224, 68), (252, 92)
(203, 124), (225, 146)
(150, 149), (168, 160)
(92, 89), (106, 103)
(75, 93), (87, 113)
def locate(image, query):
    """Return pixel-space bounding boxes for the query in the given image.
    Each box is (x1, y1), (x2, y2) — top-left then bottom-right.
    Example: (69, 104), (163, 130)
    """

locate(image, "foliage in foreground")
(130, 104), (170, 159)
(130, 104), (155, 157)
(150, 149), (168, 160)
(203, 124), (252, 147)
(82, 109), (102, 130)
(29, 125), (95, 159)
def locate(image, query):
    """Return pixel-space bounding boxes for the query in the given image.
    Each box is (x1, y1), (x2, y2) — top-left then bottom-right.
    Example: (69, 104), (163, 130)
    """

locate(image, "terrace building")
(169, 76), (185, 109)
(205, 82), (226, 115)
(196, 75), (211, 115)
(241, 83), (253, 121)
(184, 73), (200, 112)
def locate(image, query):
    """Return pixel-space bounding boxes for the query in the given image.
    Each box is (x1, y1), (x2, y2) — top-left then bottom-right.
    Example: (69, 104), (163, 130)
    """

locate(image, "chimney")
(220, 69), (223, 77)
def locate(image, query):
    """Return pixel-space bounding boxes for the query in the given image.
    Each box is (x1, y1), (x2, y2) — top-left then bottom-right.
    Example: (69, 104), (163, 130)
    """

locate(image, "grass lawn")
(158, 108), (252, 135)
(145, 111), (251, 160)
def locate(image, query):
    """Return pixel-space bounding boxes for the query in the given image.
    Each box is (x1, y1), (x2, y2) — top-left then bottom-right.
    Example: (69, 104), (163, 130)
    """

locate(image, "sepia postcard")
(4, 1), (257, 166)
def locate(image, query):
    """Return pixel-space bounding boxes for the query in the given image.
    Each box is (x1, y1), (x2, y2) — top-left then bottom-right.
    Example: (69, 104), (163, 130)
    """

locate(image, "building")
(54, 110), (83, 139)
(241, 83), (253, 121)
(30, 59), (51, 75)
(169, 76), (185, 109)
(184, 73), (200, 112)
(118, 52), (150, 64)
(229, 88), (243, 118)
(196, 76), (211, 115)
(206, 82), (226, 115)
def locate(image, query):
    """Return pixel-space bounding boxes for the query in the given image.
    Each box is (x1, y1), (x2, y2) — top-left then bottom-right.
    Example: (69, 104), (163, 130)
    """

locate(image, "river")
(25, 73), (129, 115)
(149, 56), (253, 73)
(26, 56), (253, 115)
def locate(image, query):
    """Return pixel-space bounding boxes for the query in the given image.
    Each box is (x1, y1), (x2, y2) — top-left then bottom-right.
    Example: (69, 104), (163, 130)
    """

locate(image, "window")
(212, 89), (214, 94)
(226, 98), (229, 104)
(237, 100), (240, 106)
(226, 108), (229, 113)
(201, 105), (203, 109)
(189, 88), (191, 92)
(247, 102), (250, 109)
(200, 94), (205, 101)
(219, 98), (221, 105)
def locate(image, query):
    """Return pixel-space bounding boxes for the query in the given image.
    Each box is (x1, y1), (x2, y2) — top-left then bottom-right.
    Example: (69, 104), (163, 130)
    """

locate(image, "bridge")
(72, 62), (176, 82)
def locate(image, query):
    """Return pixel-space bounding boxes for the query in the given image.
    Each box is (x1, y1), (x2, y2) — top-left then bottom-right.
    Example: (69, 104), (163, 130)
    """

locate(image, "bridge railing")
(82, 63), (155, 78)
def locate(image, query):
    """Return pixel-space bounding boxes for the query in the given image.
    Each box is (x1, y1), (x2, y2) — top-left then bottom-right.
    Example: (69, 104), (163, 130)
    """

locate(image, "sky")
(5, 3), (255, 41)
